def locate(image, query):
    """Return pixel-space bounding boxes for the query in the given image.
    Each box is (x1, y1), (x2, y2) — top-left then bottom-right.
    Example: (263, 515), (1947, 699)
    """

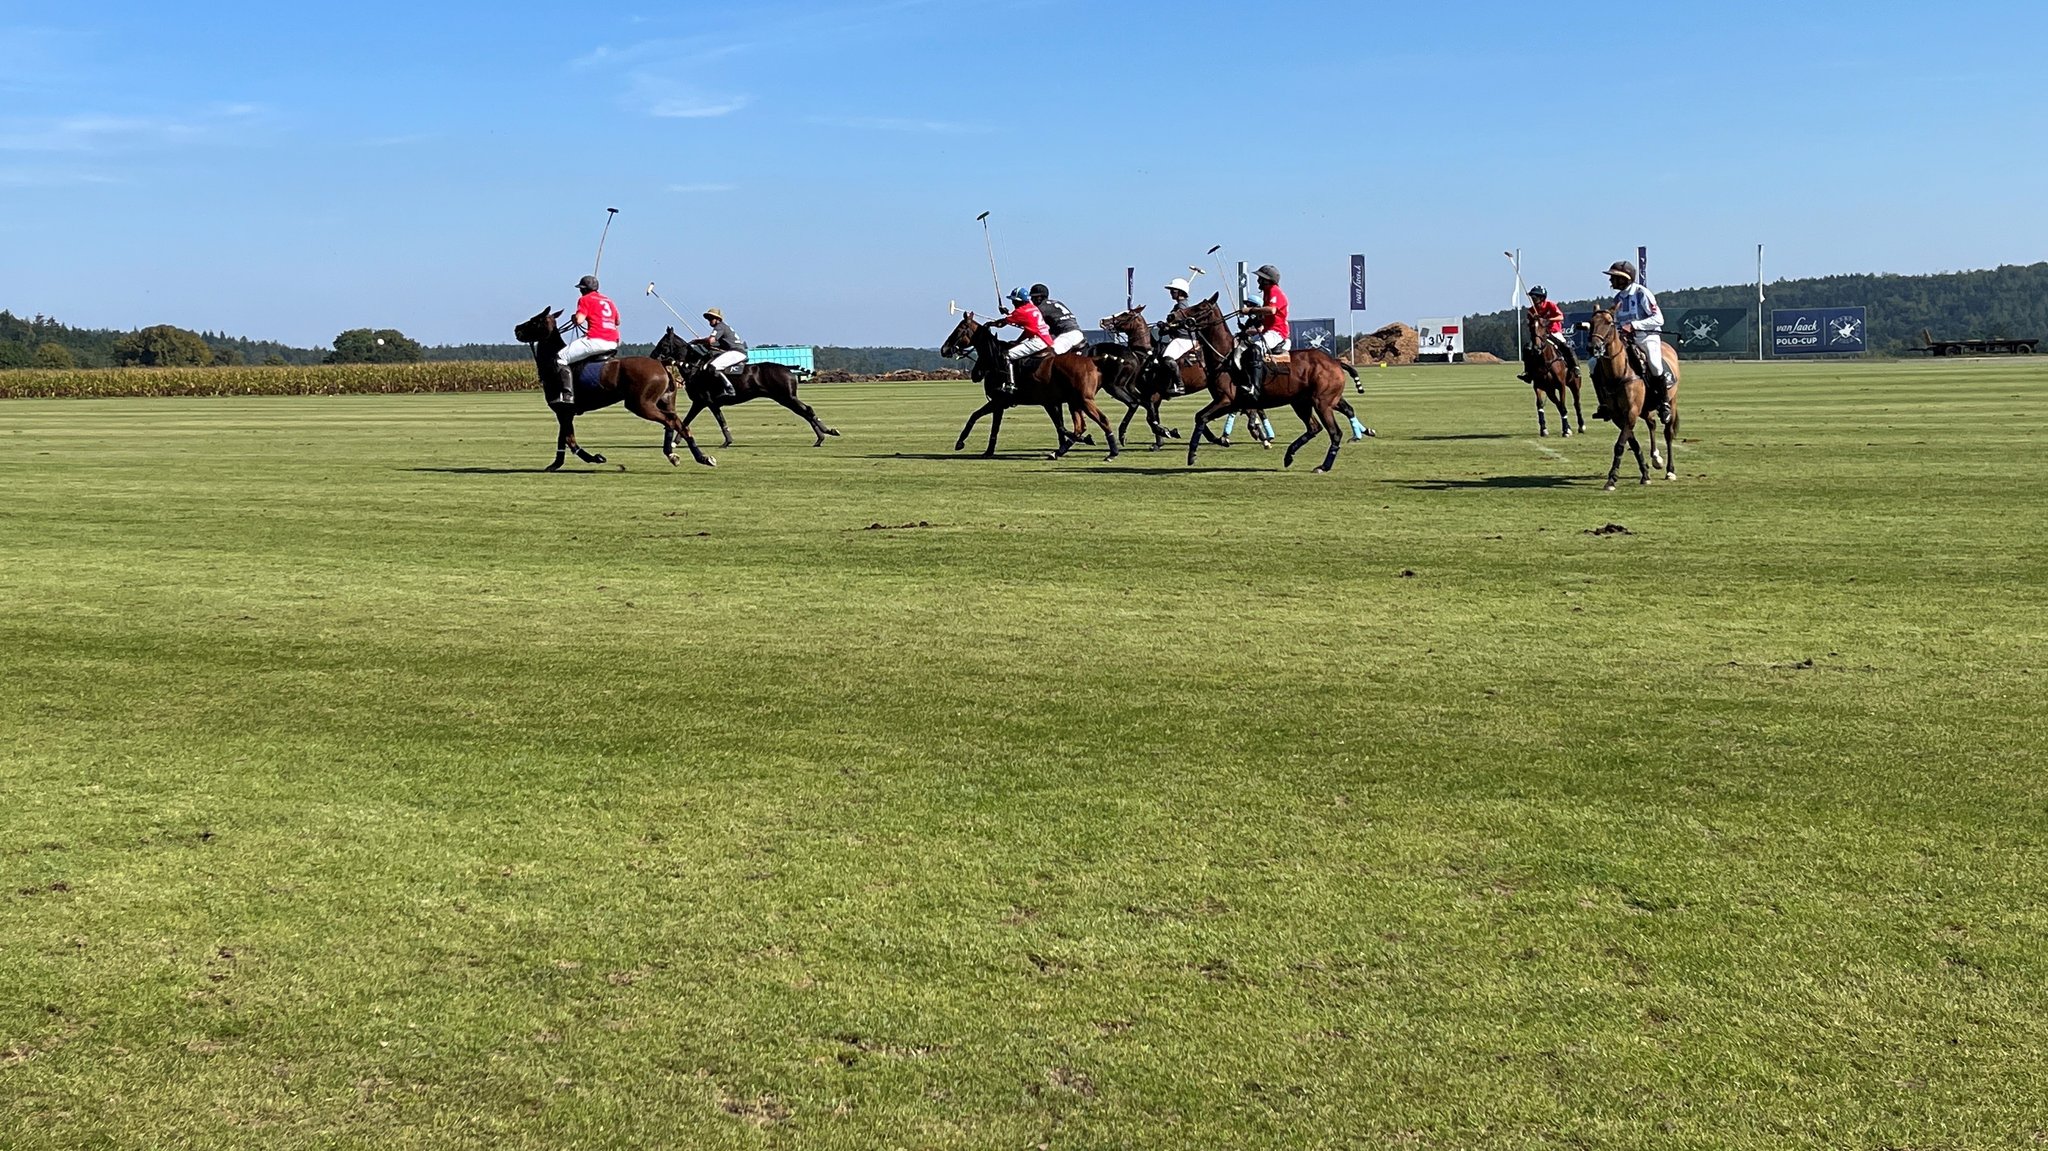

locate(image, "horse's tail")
(1337, 359), (1359, 383)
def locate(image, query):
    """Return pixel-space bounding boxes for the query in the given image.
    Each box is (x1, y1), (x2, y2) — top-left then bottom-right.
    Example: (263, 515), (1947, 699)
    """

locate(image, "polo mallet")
(976, 211), (1003, 311)
(593, 207), (619, 275)
(645, 282), (704, 337)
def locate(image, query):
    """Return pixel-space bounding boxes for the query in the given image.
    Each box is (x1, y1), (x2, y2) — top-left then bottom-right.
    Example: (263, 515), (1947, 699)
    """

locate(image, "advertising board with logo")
(1416, 317), (1464, 361)
(1670, 308), (1751, 354)
(1772, 307), (1867, 356)
(1291, 319), (1337, 354)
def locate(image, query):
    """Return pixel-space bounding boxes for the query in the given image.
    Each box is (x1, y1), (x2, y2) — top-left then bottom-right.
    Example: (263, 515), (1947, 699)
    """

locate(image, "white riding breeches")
(710, 350), (746, 372)
(1050, 330), (1085, 355)
(1631, 332), (1664, 378)
(1258, 330), (1286, 354)
(1162, 336), (1195, 362)
(1007, 336), (1048, 360)
(561, 336), (618, 367)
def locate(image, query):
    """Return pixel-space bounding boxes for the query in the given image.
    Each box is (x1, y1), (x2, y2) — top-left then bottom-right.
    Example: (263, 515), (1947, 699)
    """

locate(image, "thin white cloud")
(0, 166), (121, 187)
(623, 71), (748, 119)
(809, 115), (989, 135)
(0, 105), (271, 153)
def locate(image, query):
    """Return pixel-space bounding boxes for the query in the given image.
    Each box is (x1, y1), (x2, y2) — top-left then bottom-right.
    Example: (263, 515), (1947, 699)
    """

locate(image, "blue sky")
(2, 0), (2043, 348)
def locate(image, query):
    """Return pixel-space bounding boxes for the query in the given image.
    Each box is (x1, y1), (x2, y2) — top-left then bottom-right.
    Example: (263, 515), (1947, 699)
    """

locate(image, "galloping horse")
(1174, 295), (1370, 472)
(1096, 306), (1214, 449)
(940, 312), (1118, 459)
(1525, 309), (1585, 438)
(513, 307), (713, 470)
(649, 329), (840, 450)
(1585, 309), (1681, 490)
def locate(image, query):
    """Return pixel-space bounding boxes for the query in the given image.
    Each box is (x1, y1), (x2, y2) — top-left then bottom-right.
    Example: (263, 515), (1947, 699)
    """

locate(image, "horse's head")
(1586, 309), (1622, 354)
(650, 326), (693, 365)
(1179, 294), (1227, 334)
(1100, 306), (1148, 342)
(940, 312), (983, 359)
(514, 306), (562, 345)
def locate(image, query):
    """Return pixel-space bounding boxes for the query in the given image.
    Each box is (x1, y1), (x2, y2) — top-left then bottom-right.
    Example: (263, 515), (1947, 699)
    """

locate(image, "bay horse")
(1585, 309), (1681, 490)
(649, 329), (840, 450)
(1174, 295), (1370, 472)
(513, 307), (713, 469)
(1524, 309), (1585, 437)
(939, 312), (1118, 459)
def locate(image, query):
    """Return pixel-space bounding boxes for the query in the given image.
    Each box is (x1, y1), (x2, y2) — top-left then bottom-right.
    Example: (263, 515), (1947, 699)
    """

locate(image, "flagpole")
(1504, 249), (1523, 360)
(1756, 244), (1766, 362)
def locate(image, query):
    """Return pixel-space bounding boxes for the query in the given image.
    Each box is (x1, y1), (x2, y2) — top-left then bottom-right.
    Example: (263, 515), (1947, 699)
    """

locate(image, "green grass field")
(3, 360), (2044, 1149)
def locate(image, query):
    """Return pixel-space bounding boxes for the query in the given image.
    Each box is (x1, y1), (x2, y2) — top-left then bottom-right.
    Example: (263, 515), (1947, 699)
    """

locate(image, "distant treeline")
(13, 261), (2045, 368)
(1463, 261), (2048, 359)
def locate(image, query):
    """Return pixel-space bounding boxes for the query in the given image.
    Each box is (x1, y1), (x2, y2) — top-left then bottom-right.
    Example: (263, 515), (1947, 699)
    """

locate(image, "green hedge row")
(0, 362), (537, 399)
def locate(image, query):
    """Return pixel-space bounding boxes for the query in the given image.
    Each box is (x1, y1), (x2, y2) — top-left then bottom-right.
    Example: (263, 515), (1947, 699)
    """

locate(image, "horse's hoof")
(545, 461), (563, 472)
(667, 454), (680, 467)
(1284, 455), (1296, 468)
(826, 428), (841, 437)
(1312, 466), (1330, 474)
(702, 457), (717, 468)
(1666, 472), (1678, 481)
(1218, 437), (1232, 448)
(590, 454), (608, 465)
(1539, 428), (1549, 438)
(1604, 482), (1618, 492)
(954, 442), (967, 452)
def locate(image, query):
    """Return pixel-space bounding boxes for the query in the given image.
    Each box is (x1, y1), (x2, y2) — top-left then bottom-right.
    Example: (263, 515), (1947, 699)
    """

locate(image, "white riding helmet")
(1164, 277), (1191, 296)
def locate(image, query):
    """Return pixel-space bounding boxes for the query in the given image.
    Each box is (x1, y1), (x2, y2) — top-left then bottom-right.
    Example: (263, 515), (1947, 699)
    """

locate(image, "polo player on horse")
(1606, 260), (1673, 423)
(1518, 286), (1578, 383)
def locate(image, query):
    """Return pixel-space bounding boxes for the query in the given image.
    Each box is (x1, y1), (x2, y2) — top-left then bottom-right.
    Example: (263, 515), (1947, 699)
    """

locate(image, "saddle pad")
(575, 359), (609, 389)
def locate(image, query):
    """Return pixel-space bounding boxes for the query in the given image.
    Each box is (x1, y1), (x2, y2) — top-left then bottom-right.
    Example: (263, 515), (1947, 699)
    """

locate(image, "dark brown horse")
(1174, 296), (1369, 472)
(649, 329), (840, 450)
(1524, 309), (1585, 437)
(1586, 309), (1681, 490)
(940, 312), (1118, 459)
(1096, 306), (1213, 449)
(513, 307), (713, 469)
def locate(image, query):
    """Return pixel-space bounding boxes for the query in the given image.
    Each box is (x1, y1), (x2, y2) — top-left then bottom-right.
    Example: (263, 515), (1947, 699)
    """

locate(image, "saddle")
(572, 351), (617, 389)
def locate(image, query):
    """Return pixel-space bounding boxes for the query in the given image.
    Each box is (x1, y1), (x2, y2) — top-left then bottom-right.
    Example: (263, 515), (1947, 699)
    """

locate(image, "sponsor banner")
(1291, 319), (1337, 354)
(1417, 317), (1464, 360)
(1349, 254), (1367, 311)
(1671, 308), (1750, 353)
(1772, 306), (1867, 356)
(1638, 245), (1649, 286)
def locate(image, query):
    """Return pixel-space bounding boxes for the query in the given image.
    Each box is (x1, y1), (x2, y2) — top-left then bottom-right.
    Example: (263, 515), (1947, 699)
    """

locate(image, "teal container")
(751, 345), (815, 373)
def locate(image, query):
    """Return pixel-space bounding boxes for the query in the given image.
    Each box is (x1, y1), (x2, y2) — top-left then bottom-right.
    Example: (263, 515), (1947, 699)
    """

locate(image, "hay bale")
(1344, 322), (1421, 367)
(1465, 351), (1503, 364)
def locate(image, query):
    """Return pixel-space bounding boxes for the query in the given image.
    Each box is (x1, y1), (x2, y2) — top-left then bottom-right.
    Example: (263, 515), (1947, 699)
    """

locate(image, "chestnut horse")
(1586, 309), (1681, 490)
(940, 312), (1118, 459)
(1174, 295), (1370, 472)
(513, 307), (713, 469)
(1524, 309), (1585, 438)
(649, 328), (840, 450)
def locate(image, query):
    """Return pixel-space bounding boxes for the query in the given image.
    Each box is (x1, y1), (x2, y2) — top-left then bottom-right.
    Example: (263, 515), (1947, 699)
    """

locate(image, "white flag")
(1504, 251), (1523, 307)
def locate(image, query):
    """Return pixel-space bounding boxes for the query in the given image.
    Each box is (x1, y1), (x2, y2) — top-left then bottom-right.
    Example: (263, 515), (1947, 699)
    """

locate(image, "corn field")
(0, 362), (535, 400)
